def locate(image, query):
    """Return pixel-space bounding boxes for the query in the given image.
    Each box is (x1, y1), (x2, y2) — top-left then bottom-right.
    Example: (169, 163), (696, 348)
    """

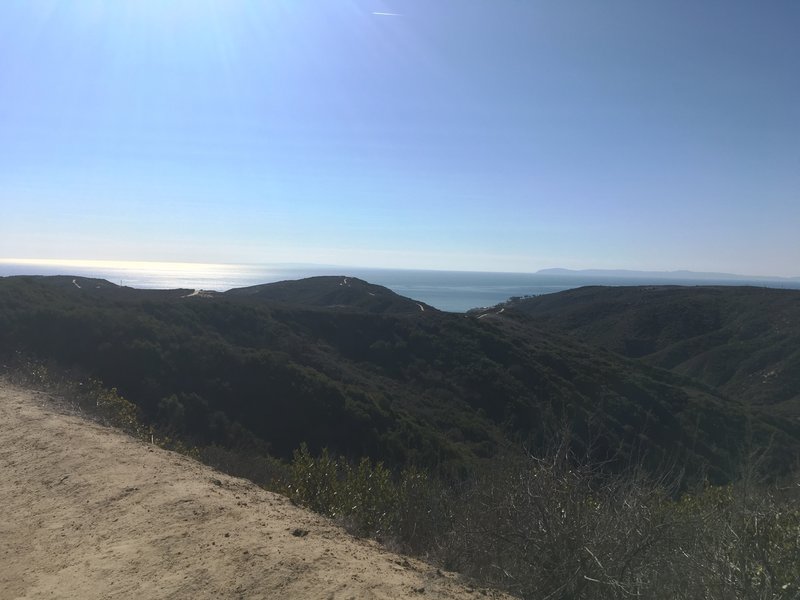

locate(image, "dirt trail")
(0, 379), (507, 600)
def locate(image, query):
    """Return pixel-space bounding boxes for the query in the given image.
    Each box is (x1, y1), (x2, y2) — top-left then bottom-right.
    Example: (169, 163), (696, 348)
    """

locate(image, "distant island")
(536, 268), (800, 281)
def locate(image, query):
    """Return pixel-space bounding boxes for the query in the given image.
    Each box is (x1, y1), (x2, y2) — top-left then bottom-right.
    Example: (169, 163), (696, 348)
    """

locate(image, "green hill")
(224, 276), (436, 314)
(1, 275), (797, 481)
(505, 285), (800, 417)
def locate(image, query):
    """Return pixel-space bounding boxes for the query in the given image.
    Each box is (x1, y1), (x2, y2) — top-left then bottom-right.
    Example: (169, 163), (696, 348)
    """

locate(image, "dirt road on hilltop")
(0, 379), (509, 600)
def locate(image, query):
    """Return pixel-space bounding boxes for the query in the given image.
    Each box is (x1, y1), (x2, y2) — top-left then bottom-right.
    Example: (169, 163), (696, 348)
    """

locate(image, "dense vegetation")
(8, 363), (800, 600)
(3, 275), (800, 598)
(286, 440), (800, 600)
(2, 275), (796, 481)
(504, 285), (800, 417)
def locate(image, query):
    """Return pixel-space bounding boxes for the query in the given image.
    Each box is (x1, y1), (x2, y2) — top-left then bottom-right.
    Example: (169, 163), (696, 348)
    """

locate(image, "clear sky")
(1, 1), (798, 276)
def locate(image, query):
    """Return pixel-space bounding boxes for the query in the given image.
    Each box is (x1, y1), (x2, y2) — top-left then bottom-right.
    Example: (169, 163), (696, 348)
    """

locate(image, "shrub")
(284, 442), (800, 599)
(286, 445), (442, 542)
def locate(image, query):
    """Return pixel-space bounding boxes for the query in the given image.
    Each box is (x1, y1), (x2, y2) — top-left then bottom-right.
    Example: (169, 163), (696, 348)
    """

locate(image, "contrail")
(372, 12), (401, 16)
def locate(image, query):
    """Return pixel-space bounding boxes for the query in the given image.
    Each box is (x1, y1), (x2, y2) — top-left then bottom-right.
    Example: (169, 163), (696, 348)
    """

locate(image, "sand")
(0, 379), (509, 600)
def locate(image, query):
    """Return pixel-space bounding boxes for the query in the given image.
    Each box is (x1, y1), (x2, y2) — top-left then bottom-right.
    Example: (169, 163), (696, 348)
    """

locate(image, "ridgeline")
(2, 275), (799, 482)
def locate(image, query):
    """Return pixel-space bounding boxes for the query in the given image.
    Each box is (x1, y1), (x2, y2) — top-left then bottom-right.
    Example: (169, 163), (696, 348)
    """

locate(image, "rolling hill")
(505, 285), (800, 417)
(1, 275), (798, 482)
(225, 276), (436, 314)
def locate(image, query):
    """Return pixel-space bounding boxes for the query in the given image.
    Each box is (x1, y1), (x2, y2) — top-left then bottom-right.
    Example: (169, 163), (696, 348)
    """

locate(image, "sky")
(1, 1), (798, 276)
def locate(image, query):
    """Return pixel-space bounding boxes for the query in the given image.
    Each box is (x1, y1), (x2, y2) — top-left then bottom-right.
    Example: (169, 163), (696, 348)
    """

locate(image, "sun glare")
(0, 258), (233, 273)
(76, 0), (237, 25)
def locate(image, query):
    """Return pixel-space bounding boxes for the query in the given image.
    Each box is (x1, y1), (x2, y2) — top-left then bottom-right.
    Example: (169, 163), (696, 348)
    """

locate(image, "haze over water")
(2, 260), (799, 313)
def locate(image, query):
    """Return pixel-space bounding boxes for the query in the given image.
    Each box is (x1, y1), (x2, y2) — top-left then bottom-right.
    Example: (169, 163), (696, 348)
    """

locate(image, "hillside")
(0, 378), (507, 600)
(225, 276), (436, 314)
(505, 285), (800, 416)
(1, 275), (798, 481)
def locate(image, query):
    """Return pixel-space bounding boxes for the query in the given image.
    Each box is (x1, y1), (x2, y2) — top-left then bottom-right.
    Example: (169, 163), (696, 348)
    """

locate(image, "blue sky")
(1, 1), (798, 275)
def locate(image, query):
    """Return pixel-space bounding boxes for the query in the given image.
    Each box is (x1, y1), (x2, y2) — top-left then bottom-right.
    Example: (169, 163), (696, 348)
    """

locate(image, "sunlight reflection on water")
(0, 259), (561, 310)
(2, 259), (799, 313)
(0, 259), (323, 292)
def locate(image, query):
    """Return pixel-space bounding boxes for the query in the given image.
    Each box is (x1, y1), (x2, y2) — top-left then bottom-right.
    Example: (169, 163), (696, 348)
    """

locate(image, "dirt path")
(0, 379), (507, 600)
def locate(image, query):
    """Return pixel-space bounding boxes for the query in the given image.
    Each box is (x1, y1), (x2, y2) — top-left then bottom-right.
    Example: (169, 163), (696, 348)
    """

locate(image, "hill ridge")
(223, 275), (436, 314)
(506, 285), (800, 415)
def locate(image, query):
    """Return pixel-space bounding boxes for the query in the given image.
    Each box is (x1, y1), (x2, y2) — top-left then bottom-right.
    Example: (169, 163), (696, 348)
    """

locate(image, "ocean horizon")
(2, 260), (799, 313)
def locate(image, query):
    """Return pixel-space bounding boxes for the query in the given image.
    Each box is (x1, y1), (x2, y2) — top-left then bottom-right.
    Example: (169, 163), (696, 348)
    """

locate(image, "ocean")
(2, 260), (799, 313)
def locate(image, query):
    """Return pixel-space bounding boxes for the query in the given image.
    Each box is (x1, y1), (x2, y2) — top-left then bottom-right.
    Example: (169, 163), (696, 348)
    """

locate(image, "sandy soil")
(0, 379), (509, 600)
